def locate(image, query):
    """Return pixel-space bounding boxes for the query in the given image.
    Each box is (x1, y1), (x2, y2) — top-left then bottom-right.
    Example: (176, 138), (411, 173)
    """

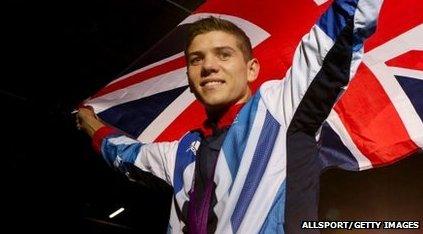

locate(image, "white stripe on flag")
(388, 67), (423, 81)
(107, 52), (185, 86)
(86, 67), (188, 114)
(137, 88), (196, 142)
(314, 0), (330, 6)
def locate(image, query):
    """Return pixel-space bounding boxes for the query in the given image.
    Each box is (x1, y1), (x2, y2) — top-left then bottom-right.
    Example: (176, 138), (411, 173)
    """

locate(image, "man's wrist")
(82, 115), (105, 137)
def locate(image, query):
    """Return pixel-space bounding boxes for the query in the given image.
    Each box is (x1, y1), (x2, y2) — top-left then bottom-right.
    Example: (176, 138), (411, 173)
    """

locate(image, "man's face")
(186, 31), (259, 112)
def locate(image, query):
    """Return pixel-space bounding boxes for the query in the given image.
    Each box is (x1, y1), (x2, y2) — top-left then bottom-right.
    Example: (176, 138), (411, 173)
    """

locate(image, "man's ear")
(247, 58), (260, 83)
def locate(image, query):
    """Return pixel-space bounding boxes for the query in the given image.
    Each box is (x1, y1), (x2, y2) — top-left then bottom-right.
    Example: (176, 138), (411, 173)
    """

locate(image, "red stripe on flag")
(91, 56), (186, 98)
(334, 64), (418, 166)
(385, 50), (423, 71)
(155, 101), (206, 142)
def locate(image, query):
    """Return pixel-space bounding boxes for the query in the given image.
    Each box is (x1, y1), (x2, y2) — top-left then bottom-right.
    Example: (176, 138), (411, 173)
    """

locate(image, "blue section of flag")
(98, 86), (188, 138)
(317, 0), (359, 40)
(395, 75), (423, 120)
(318, 122), (359, 171)
(231, 111), (280, 232)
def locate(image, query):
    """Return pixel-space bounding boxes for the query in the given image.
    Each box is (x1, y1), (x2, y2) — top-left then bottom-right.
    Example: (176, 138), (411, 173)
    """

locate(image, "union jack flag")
(84, 0), (423, 171)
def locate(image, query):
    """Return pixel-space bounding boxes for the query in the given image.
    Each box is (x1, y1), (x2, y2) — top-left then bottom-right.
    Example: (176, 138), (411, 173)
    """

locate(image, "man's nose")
(201, 55), (219, 77)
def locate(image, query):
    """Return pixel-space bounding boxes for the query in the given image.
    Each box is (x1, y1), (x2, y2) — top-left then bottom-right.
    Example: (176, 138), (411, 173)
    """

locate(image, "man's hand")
(75, 106), (105, 137)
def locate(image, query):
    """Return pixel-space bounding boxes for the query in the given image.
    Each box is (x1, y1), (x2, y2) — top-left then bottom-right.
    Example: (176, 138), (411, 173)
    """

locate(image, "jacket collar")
(199, 103), (244, 137)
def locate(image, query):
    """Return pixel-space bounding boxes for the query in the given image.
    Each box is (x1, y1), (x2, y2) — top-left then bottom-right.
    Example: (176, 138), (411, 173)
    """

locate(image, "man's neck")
(202, 103), (245, 136)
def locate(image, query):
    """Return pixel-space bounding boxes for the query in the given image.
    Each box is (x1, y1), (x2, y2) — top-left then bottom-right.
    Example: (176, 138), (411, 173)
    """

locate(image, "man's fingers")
(79, 105), (94, 112)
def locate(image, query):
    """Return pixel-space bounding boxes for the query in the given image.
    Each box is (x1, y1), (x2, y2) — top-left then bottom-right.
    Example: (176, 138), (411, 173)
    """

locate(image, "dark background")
(3, 0), (422, 233)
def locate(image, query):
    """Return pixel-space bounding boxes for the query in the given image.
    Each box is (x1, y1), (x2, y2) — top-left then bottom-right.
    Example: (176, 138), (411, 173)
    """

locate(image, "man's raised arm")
(260, 0), (383, 134)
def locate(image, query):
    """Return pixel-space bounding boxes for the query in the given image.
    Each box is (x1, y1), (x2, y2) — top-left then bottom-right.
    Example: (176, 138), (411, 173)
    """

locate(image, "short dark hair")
(184, 16), (253, 61)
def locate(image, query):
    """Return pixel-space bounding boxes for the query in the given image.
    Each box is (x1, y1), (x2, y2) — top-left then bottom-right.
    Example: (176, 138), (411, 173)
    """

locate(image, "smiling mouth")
(201, 79), (225, 89)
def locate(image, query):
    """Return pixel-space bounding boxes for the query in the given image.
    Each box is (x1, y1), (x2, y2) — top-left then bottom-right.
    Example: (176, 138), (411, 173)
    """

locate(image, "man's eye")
(190, 57), (202, 65)
(219, 52), (231, 60)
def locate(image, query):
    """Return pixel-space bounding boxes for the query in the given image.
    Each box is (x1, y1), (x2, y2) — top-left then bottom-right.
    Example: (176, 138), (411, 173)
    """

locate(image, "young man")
(76, 0), (382, 233)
